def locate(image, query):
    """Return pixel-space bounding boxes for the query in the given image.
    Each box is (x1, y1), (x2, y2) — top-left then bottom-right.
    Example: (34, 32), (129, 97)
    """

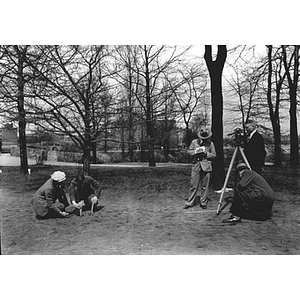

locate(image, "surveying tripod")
(216, 145), (251, 215)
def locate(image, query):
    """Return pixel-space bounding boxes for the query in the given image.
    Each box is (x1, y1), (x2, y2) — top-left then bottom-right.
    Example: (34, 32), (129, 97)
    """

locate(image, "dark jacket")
(244, 131), (266, 174)
(69, 176), (101, 203)
(230, 169), (274, 220)
(237, 169), (274, 201)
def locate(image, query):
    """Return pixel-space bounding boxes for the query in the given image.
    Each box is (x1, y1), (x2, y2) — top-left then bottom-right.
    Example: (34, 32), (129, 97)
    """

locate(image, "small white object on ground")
(215, 188), (233, 193)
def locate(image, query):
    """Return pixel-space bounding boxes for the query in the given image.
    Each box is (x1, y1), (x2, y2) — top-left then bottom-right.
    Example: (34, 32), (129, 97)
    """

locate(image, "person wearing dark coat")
(243, 121), (266, 174)
(68, 173), (102, 213)
(222, 163), (275, 224)
(31, 171), (69, 219)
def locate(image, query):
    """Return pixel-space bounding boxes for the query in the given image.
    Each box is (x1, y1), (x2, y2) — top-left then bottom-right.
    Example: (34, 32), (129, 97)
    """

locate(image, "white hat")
(51, 171), (66, 182)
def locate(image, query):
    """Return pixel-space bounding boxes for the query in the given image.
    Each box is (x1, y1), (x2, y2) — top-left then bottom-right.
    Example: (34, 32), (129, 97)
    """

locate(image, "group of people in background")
(31, 171), (102, 219)
(183, 121), (275, 224)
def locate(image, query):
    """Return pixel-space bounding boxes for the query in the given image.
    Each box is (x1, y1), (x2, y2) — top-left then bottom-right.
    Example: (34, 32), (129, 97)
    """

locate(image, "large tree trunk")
(289, 84), (299, 165)
(127, 102), (134, 162)
(83, 106), (92, 174)
(16, 47), (29, 174)
(82, 147), (91, 175)
(266, 45), (282, 166)
(290, 46), (299, 165)
(144, 46), (156, 167)
(204, 45), (227, 189)
(127, 54), (135, 162)
(282, 45), (299, 166)
(91, 141), (97, 164)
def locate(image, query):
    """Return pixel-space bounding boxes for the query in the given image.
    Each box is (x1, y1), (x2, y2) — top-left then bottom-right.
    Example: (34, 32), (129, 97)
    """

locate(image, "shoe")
(94, 205), (104, 212)
(183, 204), (191, 209)
(222, 215), (241, 224)
(224, 196), (233, 203)
(200, 204), (207, 209)
(65, 206), (77, 214)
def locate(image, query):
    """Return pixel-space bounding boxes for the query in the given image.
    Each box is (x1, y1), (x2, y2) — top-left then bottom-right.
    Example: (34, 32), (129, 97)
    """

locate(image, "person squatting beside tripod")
(222, 163), (275, 224)
(183, 126), (216, 210)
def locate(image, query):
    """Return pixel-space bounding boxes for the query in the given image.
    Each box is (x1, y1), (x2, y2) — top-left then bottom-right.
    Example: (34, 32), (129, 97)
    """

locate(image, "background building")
(0, 124), (18, 153)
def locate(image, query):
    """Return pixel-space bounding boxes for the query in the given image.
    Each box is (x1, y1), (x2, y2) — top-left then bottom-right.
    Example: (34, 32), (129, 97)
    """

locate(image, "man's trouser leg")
(57, 190), (69, 209)
(199, 171), (210, 207)
(82, 194), (96, 211)
(185, 164), (201, 207)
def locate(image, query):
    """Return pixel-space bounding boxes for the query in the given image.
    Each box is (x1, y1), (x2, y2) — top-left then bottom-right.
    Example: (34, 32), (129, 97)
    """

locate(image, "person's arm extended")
(69, 182), (78, 203)
(45, 188), (61, 213)
(187, 140), (197, 156)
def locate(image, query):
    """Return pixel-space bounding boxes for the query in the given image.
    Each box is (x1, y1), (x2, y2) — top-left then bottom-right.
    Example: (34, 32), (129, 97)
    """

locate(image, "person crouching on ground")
(67, 173), (102, 215)
(31, 171), (69, 219)
(183, 126), (216, 209)
(223, 163), (275, 224)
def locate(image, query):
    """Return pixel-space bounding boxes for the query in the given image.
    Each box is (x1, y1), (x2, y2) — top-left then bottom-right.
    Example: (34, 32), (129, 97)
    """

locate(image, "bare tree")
(281, 45), (299, 166)
(0, 46), (31, 174)
(226, 45), (287, 166)
(118, 45), (190, 167)
(113, 45), (143, 161)
(266, 45), (286, 166)
(204, 45), (227, 189)
(26, 45), (115, 174)
(226, 57), (267, 132)
(166, 61), (209, 146)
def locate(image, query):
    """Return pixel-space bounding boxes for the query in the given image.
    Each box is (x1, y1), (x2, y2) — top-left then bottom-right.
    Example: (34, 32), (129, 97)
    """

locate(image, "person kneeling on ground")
(67, 173), (102, 215)
(31, 171), (69, 219)
(223, 163), (275, 224)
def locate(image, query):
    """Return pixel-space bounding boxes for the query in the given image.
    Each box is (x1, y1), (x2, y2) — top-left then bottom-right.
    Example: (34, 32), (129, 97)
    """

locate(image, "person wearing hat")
(31, 171), (70, 219)
(243, 120), (266, 174)
(183, 126), (216, 209)
(67, 172), (102, 215)
(223, 163), (275, 224)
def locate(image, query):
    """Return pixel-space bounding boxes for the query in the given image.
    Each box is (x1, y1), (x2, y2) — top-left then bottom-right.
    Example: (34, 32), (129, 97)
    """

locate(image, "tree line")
(0, 45), (299, 189)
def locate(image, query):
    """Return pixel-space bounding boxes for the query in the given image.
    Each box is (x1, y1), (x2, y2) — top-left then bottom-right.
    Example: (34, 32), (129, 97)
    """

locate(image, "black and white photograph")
(0, 1), (299, 299)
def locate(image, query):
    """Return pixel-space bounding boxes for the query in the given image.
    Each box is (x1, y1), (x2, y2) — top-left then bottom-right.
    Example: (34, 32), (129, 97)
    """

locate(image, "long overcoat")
(31, 178), (66, 217)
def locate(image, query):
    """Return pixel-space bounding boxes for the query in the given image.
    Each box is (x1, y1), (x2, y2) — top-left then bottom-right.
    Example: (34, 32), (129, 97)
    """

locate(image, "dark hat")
(236, 163), (249, 172)
(198, 127), (212, 140)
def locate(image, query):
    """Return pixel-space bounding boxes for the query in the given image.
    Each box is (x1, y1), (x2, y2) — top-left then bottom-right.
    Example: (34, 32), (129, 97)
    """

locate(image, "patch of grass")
(0, 164), (298, 197)
(0, 165), (191, 195)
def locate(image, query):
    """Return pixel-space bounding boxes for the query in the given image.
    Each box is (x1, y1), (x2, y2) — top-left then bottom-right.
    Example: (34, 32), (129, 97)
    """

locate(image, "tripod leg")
(216, 147), (238, 215)
(239, 147), (251, 170)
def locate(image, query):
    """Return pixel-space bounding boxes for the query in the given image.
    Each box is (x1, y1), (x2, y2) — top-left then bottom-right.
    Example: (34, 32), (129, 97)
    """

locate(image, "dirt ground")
(1, 164), (300, 255)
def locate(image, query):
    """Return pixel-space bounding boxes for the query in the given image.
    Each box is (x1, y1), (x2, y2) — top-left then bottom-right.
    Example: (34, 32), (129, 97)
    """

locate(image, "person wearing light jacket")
(31, 171), (69, 219)
(183, 126), (216, 209)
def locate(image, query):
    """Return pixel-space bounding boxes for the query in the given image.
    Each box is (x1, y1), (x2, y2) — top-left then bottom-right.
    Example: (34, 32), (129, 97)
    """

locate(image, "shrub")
(97, 153), (112, 164)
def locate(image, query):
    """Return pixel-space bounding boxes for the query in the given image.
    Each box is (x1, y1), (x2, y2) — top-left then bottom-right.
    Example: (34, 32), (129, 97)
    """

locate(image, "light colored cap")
(51, 171), (66, 182)
(236, 163), (249, 172)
